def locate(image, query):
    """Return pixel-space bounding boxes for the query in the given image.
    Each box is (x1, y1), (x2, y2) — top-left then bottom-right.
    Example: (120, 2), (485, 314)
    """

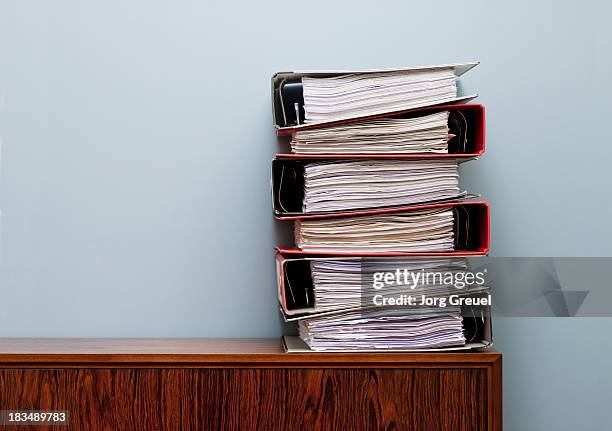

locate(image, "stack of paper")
(291, 111), (450, 155)
(298, 307), (465, 351)
(295, 208), (455, 253)
(311, 258), (469, 313)
(302, 68), (457, 123)
(272, 63), (488, 352)
(303, 159), (460, 213)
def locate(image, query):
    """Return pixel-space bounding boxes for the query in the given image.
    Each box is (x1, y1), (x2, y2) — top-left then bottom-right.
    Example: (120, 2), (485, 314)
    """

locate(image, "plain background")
(1, 1), (611, 429)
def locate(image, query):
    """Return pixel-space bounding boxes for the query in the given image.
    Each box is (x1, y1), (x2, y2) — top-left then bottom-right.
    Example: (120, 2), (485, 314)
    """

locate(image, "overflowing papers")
(302, 159), (460, 213)
(295, 208), (455, 253)
(298, 307), (465, 351)
(291, 111), (450, 155)
(310, 258), (469, 313)
(302, 68), (457, 123)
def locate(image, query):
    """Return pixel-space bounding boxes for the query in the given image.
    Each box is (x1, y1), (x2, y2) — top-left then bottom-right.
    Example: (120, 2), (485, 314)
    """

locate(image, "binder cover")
(282, 301), (493, 352)
(275, 254), (489, 319)
(276, 201), (490, 256)
(275, 103), (485, 158)
(272, 62), (479, 131)
(282, 331), (492, 352)
(271, 157), (478, 217)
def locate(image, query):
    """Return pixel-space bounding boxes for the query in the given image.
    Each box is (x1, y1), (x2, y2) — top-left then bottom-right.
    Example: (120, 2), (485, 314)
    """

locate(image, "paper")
(310, 257), (472, 313)
(298, 307), (465, 351)
(295, 208), (455, 253)
(302, 68), (457, 123)
(291, 111), (450, 155)
(302, 159), (460, 213)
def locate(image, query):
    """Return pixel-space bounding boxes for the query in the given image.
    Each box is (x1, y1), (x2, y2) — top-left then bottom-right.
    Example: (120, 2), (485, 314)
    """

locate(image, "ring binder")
(276, 201), (490, 256)
(274, 104), (485, 159)
(272, 158), (466, 216)
(272, 62), (479, 130)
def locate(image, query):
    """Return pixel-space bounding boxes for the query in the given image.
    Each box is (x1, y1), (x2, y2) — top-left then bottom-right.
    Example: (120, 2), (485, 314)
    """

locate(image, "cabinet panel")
(0, 368), (489, 431)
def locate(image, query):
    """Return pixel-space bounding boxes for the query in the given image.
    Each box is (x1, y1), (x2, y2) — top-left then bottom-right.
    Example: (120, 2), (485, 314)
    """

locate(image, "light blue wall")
(1, 1), (611, 429)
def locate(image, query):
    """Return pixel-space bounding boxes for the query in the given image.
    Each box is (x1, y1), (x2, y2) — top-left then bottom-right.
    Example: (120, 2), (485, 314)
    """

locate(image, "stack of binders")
(270, 62), (492, 352)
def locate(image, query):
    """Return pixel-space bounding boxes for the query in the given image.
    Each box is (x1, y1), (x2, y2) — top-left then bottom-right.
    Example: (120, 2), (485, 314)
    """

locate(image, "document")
(302, 159), (460, 213)
(302, 68), (457, 123)
(310, 258), (470, 313)
(291, 111), (450, 155)
(294, 208), (455, 253)
(298, 307), (465, 351)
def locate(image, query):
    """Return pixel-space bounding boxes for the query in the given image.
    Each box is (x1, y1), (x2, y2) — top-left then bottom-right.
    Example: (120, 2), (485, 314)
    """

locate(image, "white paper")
(292, 111), (450, 155)
(298, 308), (465, 351)
(295, 208), (455, 253)
(302, 159), (461, 213)
(302, 68), (457, 123)
(310, 258), (475, 313)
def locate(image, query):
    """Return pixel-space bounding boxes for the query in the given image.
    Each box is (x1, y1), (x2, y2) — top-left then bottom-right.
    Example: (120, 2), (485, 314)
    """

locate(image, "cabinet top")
(0, 338), (501, 366)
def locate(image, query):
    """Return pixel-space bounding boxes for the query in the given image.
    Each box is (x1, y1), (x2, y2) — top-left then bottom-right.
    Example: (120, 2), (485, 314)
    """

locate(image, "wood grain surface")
(0, 339), (502, 430)
(0, 368), (489, 431)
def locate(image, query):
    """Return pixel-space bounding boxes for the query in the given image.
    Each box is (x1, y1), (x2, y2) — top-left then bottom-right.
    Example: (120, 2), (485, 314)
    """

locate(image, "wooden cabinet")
(0, 339), (501, 430)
